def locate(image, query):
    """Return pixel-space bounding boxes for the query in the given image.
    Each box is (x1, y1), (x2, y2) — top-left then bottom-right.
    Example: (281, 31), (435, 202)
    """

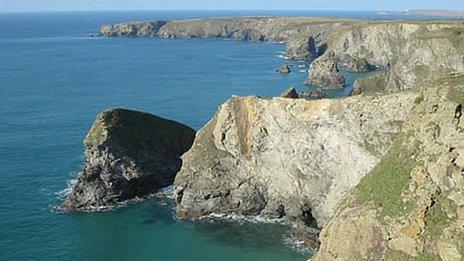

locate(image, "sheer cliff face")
(100, 18), (464, 92)
(313, 75), (464, 260)
(99, 17), (353, 60)
(62, 109), (195, 211)
(174, 93), (416, 226)
(311, 22), (464, 92)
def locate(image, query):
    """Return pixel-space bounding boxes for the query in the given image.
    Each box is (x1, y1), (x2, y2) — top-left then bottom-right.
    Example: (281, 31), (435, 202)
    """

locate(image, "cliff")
(313, 75), (464, 260)
(318, 22), (464, 93)
(173, 92), (416, 227)
(62, 108), (195, 211)
(99, 18), (464, 91)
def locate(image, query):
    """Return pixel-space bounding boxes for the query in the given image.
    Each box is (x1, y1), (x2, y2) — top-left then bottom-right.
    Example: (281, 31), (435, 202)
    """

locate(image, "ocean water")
(0, 10), (441, 260)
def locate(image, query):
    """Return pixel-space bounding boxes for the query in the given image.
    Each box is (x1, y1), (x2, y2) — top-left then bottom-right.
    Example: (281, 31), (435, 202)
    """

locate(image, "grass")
(384, 249), (438, 261)
(86, 109), (195, 157)
(357, 133), (418, 219)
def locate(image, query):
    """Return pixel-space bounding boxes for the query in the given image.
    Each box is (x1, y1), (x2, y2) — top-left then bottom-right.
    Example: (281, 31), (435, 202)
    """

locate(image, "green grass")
(85, 109), (195, 157)
(385, 249), (438, 261)
(357, 133), (418, 219)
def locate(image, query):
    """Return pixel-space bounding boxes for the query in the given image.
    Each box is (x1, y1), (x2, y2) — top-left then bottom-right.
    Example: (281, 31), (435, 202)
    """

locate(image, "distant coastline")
(402, 9), (464, 18)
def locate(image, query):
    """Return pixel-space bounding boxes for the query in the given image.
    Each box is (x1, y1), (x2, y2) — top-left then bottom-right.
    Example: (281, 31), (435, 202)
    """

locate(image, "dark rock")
(306, 54), (345, 88)
(277, 64), (291, 74)
(285, 36), (318, 60)
(99, 21), (167, 37)
(61, 108), (195, 211)
(300, 90), (326, 99)
(290, 223), (321, 249)
(280, 87), (299, 99)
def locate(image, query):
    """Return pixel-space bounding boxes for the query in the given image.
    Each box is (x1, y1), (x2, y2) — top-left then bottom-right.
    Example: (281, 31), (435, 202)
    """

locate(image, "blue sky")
(0, 0), (462, 12)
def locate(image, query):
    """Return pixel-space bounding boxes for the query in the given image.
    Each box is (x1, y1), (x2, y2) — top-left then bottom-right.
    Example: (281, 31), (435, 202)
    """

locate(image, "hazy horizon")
(1, 0), (463, 13)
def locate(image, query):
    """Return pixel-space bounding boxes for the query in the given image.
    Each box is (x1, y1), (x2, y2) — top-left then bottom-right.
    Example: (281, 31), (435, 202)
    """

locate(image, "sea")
(0, 10), (449, 260)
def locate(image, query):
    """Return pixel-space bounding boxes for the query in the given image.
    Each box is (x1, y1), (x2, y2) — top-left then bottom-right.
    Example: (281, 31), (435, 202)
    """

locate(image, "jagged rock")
(313, 75), (464, 260)
(300, 90), (325, 99)
(173, 92), (416, 232)
(280, 87), (299, 98)
(306, 54), (345, 88)
(99, 21), (167, 37)
(61, 108), (195, 211)
(312, 23), (464, 93)
(276, 64), (291, 74)
(285, 36), (317, 60)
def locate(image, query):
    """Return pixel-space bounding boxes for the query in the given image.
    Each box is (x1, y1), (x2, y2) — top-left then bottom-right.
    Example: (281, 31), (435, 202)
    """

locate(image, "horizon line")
(1, 8), (463, 14)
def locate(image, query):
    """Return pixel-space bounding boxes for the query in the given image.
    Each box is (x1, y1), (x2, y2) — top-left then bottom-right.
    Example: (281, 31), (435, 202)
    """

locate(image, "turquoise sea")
(0, 10), (446, 260)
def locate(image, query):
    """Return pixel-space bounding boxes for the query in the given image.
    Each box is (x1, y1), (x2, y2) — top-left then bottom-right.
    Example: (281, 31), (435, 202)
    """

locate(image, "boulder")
(280, 87), (299, 98)
(300, 90), (326, 99)
(61, 108), (195, 211)
(276, 64), (291, 74)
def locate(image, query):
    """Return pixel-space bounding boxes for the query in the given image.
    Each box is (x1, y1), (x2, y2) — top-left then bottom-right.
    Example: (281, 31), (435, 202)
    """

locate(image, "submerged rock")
(300, 90), (326, 99)
(276, 64), (291, 74)
(62, 108), (195, 211)
(280, 87), (299, 99)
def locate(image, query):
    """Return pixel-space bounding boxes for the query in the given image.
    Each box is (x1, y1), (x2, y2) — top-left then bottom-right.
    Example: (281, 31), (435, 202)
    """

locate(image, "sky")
(0, 0), (463, 13)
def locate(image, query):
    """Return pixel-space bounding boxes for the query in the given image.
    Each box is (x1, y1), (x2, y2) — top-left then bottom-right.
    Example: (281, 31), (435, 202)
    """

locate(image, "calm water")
(0, 10), (440, 260)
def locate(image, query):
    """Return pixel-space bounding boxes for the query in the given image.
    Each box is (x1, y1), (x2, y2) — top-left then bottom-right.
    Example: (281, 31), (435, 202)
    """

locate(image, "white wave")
(297, 64), (306, 68)
(299, 70), (307, 73)
(200, 212), (284, 224)
(55, 179), (76, 199)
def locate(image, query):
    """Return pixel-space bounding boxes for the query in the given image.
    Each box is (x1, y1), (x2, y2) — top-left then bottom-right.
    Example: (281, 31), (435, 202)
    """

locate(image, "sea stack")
(62, 108), (196, 211)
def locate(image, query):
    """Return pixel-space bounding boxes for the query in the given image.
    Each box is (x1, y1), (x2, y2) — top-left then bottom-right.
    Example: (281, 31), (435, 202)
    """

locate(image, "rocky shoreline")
(100, 17), (464, 92)
(63, 16), (464, 260)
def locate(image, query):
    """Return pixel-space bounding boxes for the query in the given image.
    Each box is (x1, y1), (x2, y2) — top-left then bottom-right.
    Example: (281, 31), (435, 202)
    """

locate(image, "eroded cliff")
(313, 75), (464, 260)
(62, 108), (195, 211)
(173, 92), (416, 227)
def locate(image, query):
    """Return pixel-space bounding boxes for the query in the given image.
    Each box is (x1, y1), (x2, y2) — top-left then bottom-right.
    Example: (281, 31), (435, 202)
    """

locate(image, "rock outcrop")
(312, 22), (464, 93)
(313, 75), (464, 260)
(62, 108), (195, 211)
(276, 64), (291, 74)
(173, 92), (416, 226)
(99, 21), (167, 37)
(99, 17), (354, 60)
(280, 87), (299, 98)
(99, 18), (464, 91)
(306, 53), (345, 88)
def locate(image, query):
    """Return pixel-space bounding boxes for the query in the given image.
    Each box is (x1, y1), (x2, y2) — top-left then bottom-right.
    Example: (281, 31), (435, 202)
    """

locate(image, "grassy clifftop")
(314, 75), (464, 260)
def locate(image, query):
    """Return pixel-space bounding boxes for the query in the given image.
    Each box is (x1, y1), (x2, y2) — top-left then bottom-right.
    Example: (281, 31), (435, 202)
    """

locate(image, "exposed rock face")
(300, 90), (326, 99)
(62, 109), (195, 211)
(173, 92), (416, 226)
(99, 17), (353, 60)
(306, 53), (346, 88)
(313, 22), (464, 93)
(313, 75), (464, 260)
(99, 18), (464, 91)
(285, 36), (317, 60)
(99, 21), (167, 37)
(280, 87), (299, 98)
(276, 64), (291, 74)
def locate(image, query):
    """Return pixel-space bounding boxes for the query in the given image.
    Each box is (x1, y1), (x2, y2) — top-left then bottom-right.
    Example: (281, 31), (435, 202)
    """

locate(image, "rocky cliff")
(99, 18), (464, 92)
(313, 75), (464, 260)
(312, 22), (464, 93)
(99, 17), (354, 61)
(173, 92), (416, 227)
(62, 108), (195, 211)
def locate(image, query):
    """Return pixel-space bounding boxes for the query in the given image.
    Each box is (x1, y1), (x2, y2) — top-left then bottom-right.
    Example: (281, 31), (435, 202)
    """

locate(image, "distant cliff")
(99, 17), (464, 92)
